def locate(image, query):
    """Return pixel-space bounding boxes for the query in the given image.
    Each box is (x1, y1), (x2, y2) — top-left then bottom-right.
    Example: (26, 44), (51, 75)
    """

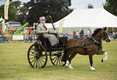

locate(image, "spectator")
(29, 34), (32, 43)
(25, 34), (29, 43)
(76, 30), (79, 38)
(80, 29), (84, 39)
(89, 30), (92, 36)
(112, 32), (116, 38)
(66, 33), (70, 40)
(73, 29), (76, 38)
(5, 35), (9, 42)
(87, 29), (90, 37)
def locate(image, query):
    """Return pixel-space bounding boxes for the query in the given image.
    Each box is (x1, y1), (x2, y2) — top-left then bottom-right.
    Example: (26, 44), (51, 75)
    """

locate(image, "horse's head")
(100, 27), (111, 42)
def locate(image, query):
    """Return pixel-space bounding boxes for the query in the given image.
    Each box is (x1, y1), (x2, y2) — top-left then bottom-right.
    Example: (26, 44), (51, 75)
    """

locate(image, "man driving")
(37, 16), (58, 47)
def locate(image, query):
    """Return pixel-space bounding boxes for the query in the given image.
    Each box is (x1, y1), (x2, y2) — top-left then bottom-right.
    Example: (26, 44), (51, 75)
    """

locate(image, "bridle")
(101, 30), (109, 41)
(91, 30), (109, 45)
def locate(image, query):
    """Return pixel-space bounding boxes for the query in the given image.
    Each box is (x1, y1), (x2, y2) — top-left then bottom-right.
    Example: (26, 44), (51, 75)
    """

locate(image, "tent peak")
(101, 3), (104, 9)
(86, 6), (89, 10)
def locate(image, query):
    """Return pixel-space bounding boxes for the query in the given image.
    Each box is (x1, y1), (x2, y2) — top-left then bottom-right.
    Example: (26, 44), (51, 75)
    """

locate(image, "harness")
(81, 36), (102, 54)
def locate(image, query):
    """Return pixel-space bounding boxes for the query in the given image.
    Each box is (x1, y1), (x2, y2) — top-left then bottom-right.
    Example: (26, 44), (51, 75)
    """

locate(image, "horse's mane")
(92, 28), (102, 36)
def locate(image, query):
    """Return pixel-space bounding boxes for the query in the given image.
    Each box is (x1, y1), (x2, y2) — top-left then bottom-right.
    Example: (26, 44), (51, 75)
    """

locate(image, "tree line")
(0, 0), (117, 25)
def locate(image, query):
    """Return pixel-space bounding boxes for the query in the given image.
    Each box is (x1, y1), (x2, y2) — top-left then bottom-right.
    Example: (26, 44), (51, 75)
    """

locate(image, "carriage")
(27, 27), (111, 70)
(27, 33), (68, 68)
(27, 16), (111, 70)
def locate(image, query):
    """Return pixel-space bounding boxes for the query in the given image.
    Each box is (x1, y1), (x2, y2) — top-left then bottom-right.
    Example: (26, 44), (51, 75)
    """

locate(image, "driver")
(37, 16), (58, 47)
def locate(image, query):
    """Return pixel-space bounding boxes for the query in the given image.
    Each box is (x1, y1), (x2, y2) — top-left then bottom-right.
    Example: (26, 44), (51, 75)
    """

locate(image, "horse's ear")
(103, 27), (107, 30)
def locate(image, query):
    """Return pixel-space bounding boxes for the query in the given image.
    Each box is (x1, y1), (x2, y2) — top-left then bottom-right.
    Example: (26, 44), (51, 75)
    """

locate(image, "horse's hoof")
(65, 65), (68, 68)
(69, 67), (74, 69)
(93, 69), (96, 71)
(101, 59), (104, 62)
(90, 67), (96, 71)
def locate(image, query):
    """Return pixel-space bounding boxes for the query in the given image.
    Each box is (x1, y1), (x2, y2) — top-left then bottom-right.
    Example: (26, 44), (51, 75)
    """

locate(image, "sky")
(0, 0), (106, 9)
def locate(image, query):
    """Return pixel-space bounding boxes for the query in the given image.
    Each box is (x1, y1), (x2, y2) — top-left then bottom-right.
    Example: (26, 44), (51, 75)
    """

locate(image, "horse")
(62, 27), (111, 71)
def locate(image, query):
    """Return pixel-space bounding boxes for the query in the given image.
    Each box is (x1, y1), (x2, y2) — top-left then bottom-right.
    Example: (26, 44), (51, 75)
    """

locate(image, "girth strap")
(81, 39), (89, 54)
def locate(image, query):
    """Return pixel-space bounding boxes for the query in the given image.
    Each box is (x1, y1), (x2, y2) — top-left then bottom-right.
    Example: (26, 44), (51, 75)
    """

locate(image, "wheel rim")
(28, 44), (47, 68)
(50, 50), (66, 66)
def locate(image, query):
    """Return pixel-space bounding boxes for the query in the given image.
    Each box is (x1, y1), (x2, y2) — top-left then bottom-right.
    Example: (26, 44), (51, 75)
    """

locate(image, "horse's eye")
(103, 32), (107, 36)
(104, 33), (107, 36)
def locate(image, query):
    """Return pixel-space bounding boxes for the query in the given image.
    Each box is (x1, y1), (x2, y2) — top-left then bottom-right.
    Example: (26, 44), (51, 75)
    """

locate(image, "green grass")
(0, 41), (117, 80)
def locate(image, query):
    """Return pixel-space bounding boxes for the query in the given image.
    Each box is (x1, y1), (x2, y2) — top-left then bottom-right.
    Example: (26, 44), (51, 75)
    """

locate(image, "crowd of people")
(1, 29), (117, 43)
(72, 29), (92, 39)
(112, 32), (117, 39)
(0, 31), (36, 43)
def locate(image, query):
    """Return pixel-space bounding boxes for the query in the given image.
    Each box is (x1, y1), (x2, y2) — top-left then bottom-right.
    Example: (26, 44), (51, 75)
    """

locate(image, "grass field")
(0, 41), (117, 80)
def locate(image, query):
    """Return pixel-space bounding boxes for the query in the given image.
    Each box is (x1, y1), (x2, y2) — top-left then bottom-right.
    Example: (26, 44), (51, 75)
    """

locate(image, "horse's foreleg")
(68, 52), (77, 69)
(89, 55), (96, 71)
(101, 52), (107, 62)
(97, 51), (107, 62)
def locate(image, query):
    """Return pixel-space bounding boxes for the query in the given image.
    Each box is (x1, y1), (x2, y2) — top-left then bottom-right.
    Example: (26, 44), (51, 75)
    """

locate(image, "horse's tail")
(62, 49), (67, 62)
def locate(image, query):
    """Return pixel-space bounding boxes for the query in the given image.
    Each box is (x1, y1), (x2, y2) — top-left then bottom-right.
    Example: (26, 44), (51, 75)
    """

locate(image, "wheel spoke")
(59, 58), (61, 66)
(54, 57), (57, 65)
(31, 51), (35, 54)
(31, 59), (35, 63)
(56, 57), (58, 66)
(29, 54), (35, 56)
(52, 57), (56, 60)
(30, 57), (35, 59)
(38, 59), (41, 68)
(35, 60), (37, 68)
(33, 60), (36, 67)
(31, 48), (35, 50)
(39, 59), (42, 68)
(40, 57), (45, 63)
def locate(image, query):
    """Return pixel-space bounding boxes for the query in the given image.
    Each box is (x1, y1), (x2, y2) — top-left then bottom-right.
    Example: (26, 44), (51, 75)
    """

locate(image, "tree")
(16, 3), (28, 24)
(104, 0), (117, 16)
(0, 4), (17, 21)
(10, 0), (21, 10)
(87, 4), (93, 9)
(8, 5), (17, 21)
(0, 5), (4, 17)
(26, 0), (72, 25)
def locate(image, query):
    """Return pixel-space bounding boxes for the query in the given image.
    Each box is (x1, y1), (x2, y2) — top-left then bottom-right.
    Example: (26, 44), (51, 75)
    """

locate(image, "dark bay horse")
(62, 27), (111, 71)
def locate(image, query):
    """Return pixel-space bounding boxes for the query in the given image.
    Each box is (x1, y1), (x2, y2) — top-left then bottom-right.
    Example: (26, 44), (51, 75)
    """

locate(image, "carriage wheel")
(50, 50), (66, 66)
(27, 43), (47, 68)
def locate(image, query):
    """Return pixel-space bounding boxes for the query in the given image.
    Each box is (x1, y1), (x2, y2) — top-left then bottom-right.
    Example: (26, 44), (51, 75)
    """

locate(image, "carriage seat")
(36, 33), (67, 48)
(36, 33), (58, 41)
(36, 33), (48, 41)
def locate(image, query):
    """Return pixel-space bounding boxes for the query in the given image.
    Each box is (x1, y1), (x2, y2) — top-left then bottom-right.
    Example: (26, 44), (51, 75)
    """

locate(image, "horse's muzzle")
(106, 39), (111, 42)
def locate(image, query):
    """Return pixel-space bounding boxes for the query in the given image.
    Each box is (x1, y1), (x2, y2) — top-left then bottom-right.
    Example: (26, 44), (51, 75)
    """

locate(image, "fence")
(0, 33), (116, 43)
(0, 35), (37, 43)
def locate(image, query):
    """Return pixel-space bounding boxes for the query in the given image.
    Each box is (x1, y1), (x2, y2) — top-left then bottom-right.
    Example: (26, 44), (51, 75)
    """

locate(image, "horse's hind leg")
(68, 52), (77, 69)
(65, 50), (74, 68)
(65, 52), (70, 67)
